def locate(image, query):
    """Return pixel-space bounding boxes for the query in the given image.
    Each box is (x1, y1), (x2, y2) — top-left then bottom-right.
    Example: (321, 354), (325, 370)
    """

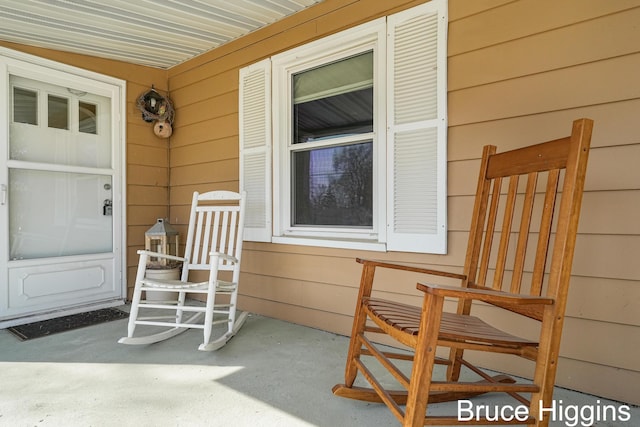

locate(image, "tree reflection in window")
(291, 51), (374, 228)
(293, 142), (372, 227)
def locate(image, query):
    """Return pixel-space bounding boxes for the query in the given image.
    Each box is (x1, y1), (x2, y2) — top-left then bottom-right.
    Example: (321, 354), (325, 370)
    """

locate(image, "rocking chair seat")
(365, 297), (538, 347)
(142, 277), (208, 290)
(142, 277), (236, 291)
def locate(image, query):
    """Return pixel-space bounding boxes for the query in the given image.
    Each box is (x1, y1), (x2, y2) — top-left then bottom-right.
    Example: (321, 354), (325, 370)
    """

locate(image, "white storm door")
(0, 59), (124, 323)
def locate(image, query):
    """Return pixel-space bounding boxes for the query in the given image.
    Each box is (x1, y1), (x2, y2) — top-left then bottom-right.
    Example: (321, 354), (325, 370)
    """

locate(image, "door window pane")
(9, 76), (111, 168)
(293, 142), (373, 227)
(48, 95), (69, 129)
(79, 102), (97, 134)
(13, 87), (38, 125)
(9, 169), (113, 260)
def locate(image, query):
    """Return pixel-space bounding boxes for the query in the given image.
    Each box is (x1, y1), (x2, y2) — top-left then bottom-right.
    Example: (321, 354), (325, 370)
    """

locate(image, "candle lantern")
(144, 218), (179, 267)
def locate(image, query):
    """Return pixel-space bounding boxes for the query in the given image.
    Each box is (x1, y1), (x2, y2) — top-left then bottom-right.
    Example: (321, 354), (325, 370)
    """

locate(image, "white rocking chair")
(119, 190), (247, 351)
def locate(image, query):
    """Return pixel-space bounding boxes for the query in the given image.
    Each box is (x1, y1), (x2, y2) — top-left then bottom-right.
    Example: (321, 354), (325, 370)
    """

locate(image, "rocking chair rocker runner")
(119, 190), (247, 351)
(333, 118), (593, 426)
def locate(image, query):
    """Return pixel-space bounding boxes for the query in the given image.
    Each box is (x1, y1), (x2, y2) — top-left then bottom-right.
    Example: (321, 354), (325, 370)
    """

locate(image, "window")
(48, 95), (69, 129)
(240, 0), (448, 253)
(13, 87), (37, 125)
(291, 51), (374, 230)
(79, 101), (97, 134)
(292, 142), (373, 227)
(293, 51), (373, 144)
(12, 85), (98, 134)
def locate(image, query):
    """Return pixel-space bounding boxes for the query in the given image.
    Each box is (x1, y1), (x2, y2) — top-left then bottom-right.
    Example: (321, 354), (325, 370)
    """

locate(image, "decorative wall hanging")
(136, 87), (175, 139)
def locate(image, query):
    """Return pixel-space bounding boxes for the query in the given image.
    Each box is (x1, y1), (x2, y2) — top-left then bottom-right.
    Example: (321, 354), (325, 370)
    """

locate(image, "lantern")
(145, 218), (179, 267)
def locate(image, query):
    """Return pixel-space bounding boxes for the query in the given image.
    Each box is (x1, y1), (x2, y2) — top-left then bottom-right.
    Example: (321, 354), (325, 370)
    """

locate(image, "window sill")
(271, 236), (386, 252)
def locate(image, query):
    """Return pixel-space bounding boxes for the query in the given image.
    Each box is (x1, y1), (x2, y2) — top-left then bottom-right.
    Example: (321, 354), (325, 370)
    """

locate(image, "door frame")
(0, 47), (127, 327)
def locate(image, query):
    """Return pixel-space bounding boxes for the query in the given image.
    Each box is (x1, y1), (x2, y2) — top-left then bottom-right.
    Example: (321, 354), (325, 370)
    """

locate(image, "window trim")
(240, 0), (448, 254)
(272, 19), (387, 247)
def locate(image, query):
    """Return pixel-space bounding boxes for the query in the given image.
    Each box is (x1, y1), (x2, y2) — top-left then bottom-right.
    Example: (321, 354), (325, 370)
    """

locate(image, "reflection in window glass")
(79, 102), (97, 134)
(9, 169), (113, 260)
(293, 51), (373, 144)
(48, 95), (69, 129)
(13, 87), (38, 125)
(293, 142), (373, 227)
(290, 51), (374, 228)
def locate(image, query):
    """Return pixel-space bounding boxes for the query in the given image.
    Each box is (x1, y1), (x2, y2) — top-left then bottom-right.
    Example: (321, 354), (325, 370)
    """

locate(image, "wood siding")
(166, 0), (640, 404)
(3, 0), (638, 405)
(446, 1), (640, 405)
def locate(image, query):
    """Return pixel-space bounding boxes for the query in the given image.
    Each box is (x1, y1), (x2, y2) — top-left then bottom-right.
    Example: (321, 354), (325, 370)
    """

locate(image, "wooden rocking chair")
(333, 118), (593, 426)
(119, 190), (247, 351)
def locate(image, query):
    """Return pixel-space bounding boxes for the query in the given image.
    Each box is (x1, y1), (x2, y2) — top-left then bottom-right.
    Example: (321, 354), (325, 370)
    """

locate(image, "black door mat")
(6, 307), (129, 341)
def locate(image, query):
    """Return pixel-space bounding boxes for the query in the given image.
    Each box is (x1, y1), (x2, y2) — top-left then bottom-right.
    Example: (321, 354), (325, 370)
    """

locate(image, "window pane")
(9, 76), (112, 168)
(79, 102), (97, 134)
(13, 87), (38, 125)
(9, 169), (113, 260)
(48, 95), (69, 129)
(293, 142), (373, 227)
(293, 52), (373, 143)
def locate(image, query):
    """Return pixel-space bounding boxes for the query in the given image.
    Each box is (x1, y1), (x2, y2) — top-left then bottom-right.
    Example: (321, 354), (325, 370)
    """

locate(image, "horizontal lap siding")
(122, 80), (172, 295)
(165, 0), (640, 404)
(447, 0), (640, 404)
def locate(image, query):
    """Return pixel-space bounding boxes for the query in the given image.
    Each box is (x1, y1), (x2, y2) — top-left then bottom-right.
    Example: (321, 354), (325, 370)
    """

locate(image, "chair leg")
(201, 286), (217, 349)
(232, 310), (248, 335)
(125, 255), (148, 338)
(403, 292), (444, 427)
(446, 348), (464, 382)
(528, 306), (559, 427)
(446, 300), (472, 382)
(344, 264), (376, 387)
(198, 311), (248, 351)
(227, 282), (240, 336)
(332, 264), (382, 402)
(126, 287), (142, 338)
(344, 302), (369, 387)
(176, 291), (187, 324)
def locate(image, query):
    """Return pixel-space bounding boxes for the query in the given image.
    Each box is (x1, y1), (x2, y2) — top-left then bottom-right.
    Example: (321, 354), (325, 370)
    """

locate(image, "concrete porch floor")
(0, 306), (636, 427)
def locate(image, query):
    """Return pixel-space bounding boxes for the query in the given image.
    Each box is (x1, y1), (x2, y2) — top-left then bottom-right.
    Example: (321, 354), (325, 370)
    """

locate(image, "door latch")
(103, 199), (112, 216)
(1, 184), (6, 205)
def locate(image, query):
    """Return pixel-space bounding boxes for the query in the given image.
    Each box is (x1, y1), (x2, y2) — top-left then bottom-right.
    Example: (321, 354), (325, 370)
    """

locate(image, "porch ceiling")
(0, 0), (323, 69)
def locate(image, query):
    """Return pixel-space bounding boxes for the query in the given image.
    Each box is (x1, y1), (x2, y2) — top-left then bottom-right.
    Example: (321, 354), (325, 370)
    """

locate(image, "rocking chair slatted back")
(183, 191), (246, 272)
(461, 122), (592, 322)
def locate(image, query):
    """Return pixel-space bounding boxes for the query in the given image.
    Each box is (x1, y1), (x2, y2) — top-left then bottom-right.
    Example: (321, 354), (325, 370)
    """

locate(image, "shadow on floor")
(0, 309), (636, 426)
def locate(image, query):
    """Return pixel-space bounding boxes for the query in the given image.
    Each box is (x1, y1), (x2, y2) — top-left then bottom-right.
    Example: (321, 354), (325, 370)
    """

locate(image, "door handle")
(1, 184), (6, 205)
(103, 199), (112, 216)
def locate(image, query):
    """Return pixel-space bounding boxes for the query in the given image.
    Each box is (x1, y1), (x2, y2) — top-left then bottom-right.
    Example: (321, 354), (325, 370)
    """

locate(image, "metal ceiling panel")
(0, 0), (323, 69)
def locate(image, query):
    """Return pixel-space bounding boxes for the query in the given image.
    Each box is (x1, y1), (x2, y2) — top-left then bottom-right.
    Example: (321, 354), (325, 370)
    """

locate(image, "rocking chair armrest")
(209, 251), (239, 264)
(136, 250), (187, 263)
(417, 282), (555, 306)
(356, 258), (467, 280)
